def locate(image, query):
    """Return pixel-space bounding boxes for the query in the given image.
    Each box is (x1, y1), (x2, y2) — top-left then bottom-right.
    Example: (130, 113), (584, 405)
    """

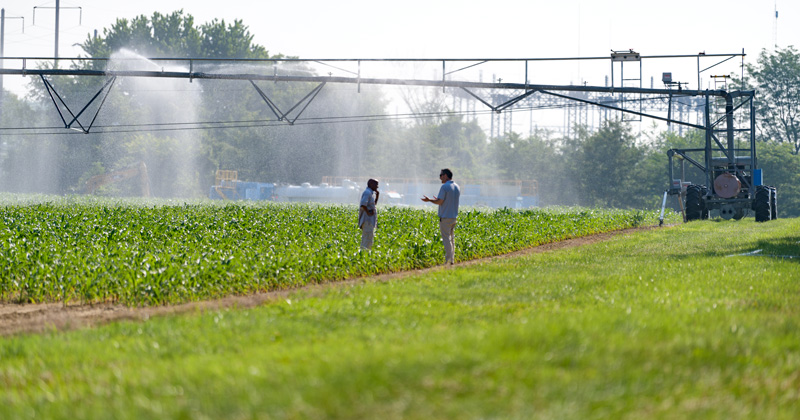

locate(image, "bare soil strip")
(0, 226), (661, 337)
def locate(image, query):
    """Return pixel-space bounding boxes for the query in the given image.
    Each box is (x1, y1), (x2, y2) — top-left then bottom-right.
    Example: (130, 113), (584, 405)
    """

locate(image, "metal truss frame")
(1, 54), (753, 170)
(7, 66), (740, 129)
(1, 52), (745, 130)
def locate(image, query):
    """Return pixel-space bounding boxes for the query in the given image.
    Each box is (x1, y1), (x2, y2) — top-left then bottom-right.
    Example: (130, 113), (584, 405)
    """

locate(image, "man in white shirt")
(358, 179), (379, 250)
(421, 168), (461, 264)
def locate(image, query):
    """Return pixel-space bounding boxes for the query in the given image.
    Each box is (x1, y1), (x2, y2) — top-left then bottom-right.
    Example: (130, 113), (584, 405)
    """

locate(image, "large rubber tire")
(700, 186), (709, 220)
(754, 185), (771, 222)
(685, 184), (705, 221)
(769, 186), (778, 220)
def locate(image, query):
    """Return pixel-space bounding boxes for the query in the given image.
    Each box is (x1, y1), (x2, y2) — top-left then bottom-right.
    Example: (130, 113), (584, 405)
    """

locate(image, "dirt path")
(0, 226), (662, 337)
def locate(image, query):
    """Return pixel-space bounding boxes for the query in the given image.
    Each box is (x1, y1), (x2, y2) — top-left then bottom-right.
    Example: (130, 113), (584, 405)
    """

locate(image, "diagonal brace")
(283, 82), (326, 124)
(250, 81), (327, 125)
(540, 89), (706, 130)
(459, 87), (496, 111)
(670, 149), (707, 172)
(249, 80), (284, 120)
(459, 87), (538, 113)
(40, 75), (117, 133)
(709, 95), (751, 129)
(495, 89), (539, 112)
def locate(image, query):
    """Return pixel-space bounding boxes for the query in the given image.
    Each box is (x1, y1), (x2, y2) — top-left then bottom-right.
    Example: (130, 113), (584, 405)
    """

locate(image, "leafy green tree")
(79, 10), (270, 60)
(740, 46), (800, 154)
(80, 11), (202, 59)
(624, 129), (706, 211)
(563, 120), (643, 208)
(756, 141), (800, 217)
(363, 86), (489, 181)
(199, 19), (269, 59)
(489, 131), (567, 206)
(370, 113), (488, 180)
(0, 91), (62, 193)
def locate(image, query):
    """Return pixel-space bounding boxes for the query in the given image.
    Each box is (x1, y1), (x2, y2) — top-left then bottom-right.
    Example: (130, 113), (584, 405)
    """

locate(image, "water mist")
(103, 49), (203, 198)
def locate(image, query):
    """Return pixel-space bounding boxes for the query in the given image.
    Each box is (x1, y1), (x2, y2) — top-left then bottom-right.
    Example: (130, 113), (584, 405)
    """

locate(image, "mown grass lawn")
(1, 217), (799, 419)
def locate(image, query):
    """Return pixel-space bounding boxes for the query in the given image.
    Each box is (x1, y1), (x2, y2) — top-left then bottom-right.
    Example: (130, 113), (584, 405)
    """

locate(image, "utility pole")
(0, 9), (25, 110)
(774, 1), (779, 47)
(32, 2), (81, 64)
(55, 0), (60, 58)
(1, 8), (3, 116)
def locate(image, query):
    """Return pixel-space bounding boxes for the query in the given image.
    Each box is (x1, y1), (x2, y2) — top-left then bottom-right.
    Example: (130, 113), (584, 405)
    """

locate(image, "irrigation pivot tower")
(0, 51), (770, 221)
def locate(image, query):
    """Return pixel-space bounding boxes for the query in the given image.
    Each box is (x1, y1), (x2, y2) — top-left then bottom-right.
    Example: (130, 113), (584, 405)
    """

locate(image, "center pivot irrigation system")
(0, 50), (775, 222)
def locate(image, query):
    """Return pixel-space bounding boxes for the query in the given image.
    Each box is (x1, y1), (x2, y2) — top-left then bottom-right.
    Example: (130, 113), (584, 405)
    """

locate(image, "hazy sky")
(1, 0), (798, 96)
(3, 1), (796, 58)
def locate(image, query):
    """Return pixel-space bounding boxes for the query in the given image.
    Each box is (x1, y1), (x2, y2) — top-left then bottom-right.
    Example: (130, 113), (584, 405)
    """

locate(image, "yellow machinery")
(84, 161), (151, 197)
(211, 170), (240, 200)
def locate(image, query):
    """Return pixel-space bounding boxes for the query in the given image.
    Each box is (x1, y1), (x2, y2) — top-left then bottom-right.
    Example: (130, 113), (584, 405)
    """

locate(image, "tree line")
(0, 10), (797, 217)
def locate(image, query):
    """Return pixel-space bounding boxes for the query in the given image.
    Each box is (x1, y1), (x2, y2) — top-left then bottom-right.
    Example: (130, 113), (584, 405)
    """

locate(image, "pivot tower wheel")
(754, 185), (771, 222)
(684, 184), (707, 221)
(769, 186), (778, 220)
